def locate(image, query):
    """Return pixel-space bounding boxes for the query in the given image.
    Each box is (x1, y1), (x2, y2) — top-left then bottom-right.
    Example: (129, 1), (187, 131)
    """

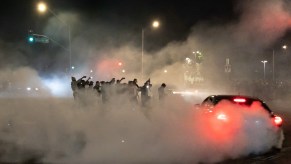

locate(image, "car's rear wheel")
(274, 129), (284, 149)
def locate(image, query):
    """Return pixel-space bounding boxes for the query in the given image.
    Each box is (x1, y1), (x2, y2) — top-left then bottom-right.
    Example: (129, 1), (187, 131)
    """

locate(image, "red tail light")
(273, 116), (283, 127)
(233, 98), (246, 103)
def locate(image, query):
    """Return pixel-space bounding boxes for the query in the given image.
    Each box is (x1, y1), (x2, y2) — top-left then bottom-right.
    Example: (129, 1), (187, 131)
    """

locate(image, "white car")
(196, 95), (284, 154)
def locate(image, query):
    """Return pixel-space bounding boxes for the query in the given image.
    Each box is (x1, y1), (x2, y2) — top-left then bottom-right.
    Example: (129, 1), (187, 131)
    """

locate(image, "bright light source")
(118, 62), (122, 66)
(122, 69), (125, 73)
(42, 78), (71, 97)
(273, 116), (283, 126)
(282, 45), (287, 50)
(37, 2), (47, 13)
(172, 91), (195, 95)
(28, 36), (35, 43)
(152, 21), (160, 28)
(29, 37), (34, 42)
(233, 98), (246, 103)
(26, 87), (31, 91)
(90, 69), (93, 73)
(261, 60), (268, 64)
(164, 70), (167, 73)
(217, 113), (227, 121)
(71, 66), (75, 70)
(185, 57), (192, 64)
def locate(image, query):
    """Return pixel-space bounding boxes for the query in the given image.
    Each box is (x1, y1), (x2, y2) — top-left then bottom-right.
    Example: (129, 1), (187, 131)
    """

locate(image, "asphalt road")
(0, 97), (290, 163)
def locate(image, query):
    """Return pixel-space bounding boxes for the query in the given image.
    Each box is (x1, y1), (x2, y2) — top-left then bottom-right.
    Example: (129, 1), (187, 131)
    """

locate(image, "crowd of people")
(70, 75), (291, 109)
(70, 76), (167, 107)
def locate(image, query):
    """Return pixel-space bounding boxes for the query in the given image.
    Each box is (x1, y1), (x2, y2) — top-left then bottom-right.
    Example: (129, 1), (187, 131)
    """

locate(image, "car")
(195, 95), (284, 155)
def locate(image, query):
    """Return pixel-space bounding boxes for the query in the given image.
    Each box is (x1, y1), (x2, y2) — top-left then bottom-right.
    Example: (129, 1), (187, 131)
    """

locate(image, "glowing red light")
(273, 116), (283, 126)
(233, 98), (246, 103)
(118, 62), (122, 66)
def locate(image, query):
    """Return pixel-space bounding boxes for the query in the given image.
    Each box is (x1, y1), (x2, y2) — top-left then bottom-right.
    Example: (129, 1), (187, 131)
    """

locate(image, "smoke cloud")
(0, 89), (283, 163)
(0, 0), (290, 163)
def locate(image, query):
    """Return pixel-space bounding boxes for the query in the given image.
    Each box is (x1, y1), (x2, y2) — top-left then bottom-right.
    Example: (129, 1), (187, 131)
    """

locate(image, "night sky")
(1, 0), (291, 81)
(0, 0), (236, 44)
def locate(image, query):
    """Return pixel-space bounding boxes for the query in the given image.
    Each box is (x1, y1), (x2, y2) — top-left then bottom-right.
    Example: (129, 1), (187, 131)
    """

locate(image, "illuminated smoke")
(31, 0), (291, 89)
(234, 0), (291, 47)
(0, 86), (284, 163)
(0, 0), (290, 163)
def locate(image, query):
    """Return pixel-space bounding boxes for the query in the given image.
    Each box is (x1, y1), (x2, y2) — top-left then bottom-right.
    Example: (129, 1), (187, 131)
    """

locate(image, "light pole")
(37, 2), (72, 72)
(261, 60), (268, 80)
(141, 20), (160, 81)
(272, 49), (275, 82)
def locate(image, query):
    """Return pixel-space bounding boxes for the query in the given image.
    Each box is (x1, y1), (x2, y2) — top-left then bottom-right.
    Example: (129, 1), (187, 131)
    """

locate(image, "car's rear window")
(213, 96), (272, 113)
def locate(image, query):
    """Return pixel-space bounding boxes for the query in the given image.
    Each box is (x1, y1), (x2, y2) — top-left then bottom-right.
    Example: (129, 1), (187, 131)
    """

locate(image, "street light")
(261, 60), (268, 80)
(272, 45), (287, 81)
(152, 21), (159, 28)
(37, 1), (72, 72)
(37, 2), (47, 13)
(141, 20), (160, 81)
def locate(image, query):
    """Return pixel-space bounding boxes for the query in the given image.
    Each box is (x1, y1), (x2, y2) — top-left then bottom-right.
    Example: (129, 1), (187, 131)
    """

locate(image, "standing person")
(71, 76), (86, 100)
(158, 83), (167, 100)
(133, 78), (139, 88)
(127, 80), (139, 105)
(116, 77), (125, 95)
(93, 81), (101, 97)
(71, 77), (78, 100)
(132, 78), (141, 104)
(140, 79), (151, 107)
(117, 77), (125, 84)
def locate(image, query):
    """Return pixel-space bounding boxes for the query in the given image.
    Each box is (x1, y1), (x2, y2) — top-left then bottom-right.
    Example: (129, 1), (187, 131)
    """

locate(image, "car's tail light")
(233, 98), (246, 103)
(273, 116), (283, 127)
